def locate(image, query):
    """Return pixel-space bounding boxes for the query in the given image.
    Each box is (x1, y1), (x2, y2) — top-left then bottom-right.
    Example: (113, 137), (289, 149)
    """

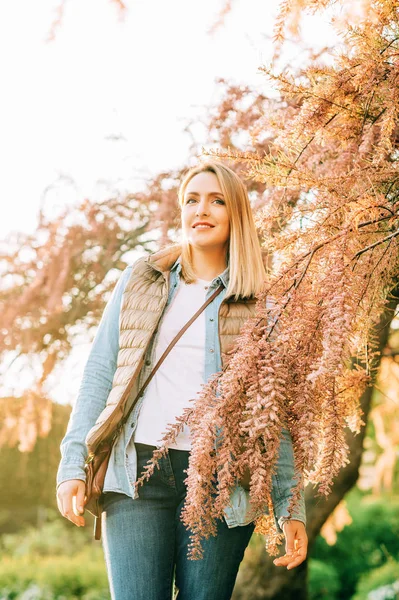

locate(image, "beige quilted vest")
(85, 243), (258, 450)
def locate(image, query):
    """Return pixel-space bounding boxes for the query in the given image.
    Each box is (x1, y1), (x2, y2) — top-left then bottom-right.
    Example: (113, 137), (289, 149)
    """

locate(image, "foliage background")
(1, 0), (399, 598)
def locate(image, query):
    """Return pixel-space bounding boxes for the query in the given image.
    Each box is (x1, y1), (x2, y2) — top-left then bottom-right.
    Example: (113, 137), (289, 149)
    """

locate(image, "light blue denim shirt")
(57, 256), (306, 533)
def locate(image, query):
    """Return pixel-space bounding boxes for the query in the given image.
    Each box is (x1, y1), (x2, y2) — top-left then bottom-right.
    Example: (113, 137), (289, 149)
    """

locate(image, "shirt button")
(145, 359), (151, 365)
(210, 318), (214, 321)
(209, 349), (214, 353)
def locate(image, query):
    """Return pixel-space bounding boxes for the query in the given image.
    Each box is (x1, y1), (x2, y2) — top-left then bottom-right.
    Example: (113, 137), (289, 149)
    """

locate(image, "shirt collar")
(170, 256), (230, 288)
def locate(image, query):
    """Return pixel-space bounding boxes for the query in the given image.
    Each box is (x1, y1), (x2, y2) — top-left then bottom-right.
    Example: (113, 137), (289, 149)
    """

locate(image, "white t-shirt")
(132, 275), (213, 450)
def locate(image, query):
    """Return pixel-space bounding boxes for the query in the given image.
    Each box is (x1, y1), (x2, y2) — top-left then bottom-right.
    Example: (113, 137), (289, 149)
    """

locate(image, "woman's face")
(181, 171), (230, 251)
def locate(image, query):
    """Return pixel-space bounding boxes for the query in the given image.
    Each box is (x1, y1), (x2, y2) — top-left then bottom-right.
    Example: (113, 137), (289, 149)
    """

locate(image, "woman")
(56, 161), (308, 600)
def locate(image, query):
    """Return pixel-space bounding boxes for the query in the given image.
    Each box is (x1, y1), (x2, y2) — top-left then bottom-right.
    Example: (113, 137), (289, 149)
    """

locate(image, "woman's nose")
(196, 201), (210, 216)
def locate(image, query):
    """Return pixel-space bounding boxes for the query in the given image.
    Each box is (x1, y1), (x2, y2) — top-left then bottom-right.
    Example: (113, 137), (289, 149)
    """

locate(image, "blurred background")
(0, 1), (398, 599)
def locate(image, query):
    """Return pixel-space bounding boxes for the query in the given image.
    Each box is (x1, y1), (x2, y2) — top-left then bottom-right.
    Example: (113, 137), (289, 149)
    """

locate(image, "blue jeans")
(102, 443), (254, 600)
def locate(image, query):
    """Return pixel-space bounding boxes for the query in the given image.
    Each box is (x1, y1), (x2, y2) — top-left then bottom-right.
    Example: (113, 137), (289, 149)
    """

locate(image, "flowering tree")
(0, 192), (156, 450)
(133, 0), (399, 573)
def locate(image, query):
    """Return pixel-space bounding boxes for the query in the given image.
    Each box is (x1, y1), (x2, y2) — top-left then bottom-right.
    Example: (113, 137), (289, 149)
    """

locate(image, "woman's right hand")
(56, 479), (86, 527)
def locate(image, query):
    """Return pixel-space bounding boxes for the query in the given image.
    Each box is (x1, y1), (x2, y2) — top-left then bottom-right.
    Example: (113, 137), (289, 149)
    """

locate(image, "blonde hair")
(177, 160), (268, 301)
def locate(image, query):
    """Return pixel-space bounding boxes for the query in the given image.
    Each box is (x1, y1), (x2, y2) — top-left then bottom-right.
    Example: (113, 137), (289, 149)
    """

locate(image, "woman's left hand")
(273, 520), (308, 570)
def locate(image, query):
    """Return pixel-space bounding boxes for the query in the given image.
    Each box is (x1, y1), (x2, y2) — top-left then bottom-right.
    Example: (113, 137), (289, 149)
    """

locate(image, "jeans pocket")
(135, 443), (158, 473)
(102, 491), (128, 511)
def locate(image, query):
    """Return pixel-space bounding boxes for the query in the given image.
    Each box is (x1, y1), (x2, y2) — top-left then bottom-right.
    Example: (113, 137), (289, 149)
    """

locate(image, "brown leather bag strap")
(118, 283), (224, 431)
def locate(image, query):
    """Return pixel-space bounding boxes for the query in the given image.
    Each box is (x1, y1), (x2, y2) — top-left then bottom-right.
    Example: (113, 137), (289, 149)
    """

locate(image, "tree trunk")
(232, 283), (399, 600)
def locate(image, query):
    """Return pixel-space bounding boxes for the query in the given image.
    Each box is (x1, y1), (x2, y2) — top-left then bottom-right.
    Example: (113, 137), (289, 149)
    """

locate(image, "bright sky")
(1, 0), (338, 403)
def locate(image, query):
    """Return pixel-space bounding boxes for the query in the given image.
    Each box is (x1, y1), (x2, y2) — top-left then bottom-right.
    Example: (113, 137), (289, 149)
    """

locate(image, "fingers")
(56, 480), (86, 527)
(273, 522), (308, 570)
(273, 545), (307, 569)
(75, 483), (86, 516)
(285, 547), (307, 570)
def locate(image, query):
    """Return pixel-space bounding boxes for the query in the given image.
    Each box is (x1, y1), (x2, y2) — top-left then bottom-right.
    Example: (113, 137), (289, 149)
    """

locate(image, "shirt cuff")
(56, 462), (86, 489)
(278, 516), (306, 530)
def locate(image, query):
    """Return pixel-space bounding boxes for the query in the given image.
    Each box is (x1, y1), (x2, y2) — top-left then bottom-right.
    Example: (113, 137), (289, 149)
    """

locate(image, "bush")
(310, 492), (399, 599)
(352, 558), (399, 600)
(0, 550), (110, 599)
(308, 559), (341, 600)
(0, 516), (109, 599)
(0, 513), (93, 559)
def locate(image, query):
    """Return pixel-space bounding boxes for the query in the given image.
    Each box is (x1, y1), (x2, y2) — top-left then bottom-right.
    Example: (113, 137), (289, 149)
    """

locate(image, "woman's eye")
(186, 198), (224, 204)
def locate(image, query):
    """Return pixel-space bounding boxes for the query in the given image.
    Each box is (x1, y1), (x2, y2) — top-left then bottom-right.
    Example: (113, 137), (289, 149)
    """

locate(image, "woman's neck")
(190, 247), (228, 281)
